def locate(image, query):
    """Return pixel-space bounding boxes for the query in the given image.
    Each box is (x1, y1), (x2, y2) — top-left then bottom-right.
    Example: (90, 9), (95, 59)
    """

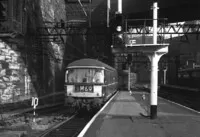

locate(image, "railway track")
(37, 92), (117, 137)
(158, 89), (200, 111)
(39, 110), (96, 137)
(37, 91), (117, 137)
(27, 105), (72, 116)
(0, 105), (80, 137)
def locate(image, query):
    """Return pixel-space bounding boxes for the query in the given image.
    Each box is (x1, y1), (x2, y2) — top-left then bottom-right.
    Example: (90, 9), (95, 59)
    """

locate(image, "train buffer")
(78, 91), (200, 137)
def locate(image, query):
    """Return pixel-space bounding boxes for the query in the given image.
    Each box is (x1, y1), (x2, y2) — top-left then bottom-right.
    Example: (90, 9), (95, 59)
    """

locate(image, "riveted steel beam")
(127, 24), (200, 34)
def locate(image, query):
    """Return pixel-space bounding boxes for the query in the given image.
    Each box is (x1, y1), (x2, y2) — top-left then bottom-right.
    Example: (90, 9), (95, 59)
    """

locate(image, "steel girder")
(127, 24), (200, 34)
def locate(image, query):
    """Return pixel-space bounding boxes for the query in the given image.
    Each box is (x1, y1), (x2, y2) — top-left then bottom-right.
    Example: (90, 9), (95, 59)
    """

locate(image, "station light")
(112, 13), (124, 46)
(116, 26), (122, 32)
(115, 13), (123, 32)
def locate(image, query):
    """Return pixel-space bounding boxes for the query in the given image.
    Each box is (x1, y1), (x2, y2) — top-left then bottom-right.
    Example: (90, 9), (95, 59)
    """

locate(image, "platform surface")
(83, 91), (200, 137)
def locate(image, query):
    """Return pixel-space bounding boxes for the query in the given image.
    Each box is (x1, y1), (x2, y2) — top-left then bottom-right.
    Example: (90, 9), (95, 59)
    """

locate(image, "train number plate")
(76, 85), (93, 92)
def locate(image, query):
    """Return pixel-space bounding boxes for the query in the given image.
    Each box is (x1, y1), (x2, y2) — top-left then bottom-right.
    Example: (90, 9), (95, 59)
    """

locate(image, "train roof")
(67, 58), (116, 71)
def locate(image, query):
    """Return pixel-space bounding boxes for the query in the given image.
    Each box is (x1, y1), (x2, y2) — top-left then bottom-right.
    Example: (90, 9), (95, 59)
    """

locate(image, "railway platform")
(79, 91), (200, 137)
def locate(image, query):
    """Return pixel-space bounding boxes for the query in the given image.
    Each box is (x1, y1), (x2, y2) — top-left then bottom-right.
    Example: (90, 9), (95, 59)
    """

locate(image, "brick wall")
(0, 40), (36, 104)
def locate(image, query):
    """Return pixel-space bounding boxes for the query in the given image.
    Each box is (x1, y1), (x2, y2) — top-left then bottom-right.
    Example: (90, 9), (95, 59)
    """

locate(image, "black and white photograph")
(0, 0), (200, 136)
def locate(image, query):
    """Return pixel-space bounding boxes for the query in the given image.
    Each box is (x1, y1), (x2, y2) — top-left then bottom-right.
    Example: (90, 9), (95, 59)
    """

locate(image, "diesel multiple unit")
(65, 58), (118, 110)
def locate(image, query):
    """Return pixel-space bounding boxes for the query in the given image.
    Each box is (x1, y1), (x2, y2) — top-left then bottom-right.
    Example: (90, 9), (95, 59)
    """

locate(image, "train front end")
(64, 67), (105, 109)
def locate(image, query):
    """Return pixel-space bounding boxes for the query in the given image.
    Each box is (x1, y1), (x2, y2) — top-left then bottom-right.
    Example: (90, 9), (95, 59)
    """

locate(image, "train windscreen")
(65, 68), (104, 84)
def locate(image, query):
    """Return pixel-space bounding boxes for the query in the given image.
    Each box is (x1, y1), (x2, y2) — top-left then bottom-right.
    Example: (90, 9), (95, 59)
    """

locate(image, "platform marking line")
(158, 96), (200, 114)
(77, 91), (119, 137)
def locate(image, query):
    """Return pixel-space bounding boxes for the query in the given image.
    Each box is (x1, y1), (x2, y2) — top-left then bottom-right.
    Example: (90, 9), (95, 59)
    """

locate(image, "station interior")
(0, 0), (200, 137)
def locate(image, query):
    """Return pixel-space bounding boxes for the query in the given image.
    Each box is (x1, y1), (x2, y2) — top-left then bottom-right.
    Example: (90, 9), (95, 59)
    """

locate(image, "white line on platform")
(77, 91), (119, 137)
(158, 96), (200, 114)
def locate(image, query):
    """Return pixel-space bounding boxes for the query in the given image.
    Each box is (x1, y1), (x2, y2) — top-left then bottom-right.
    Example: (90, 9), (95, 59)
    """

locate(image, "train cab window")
(66, 68), (104, 84)
(93, 69), (104, 83)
